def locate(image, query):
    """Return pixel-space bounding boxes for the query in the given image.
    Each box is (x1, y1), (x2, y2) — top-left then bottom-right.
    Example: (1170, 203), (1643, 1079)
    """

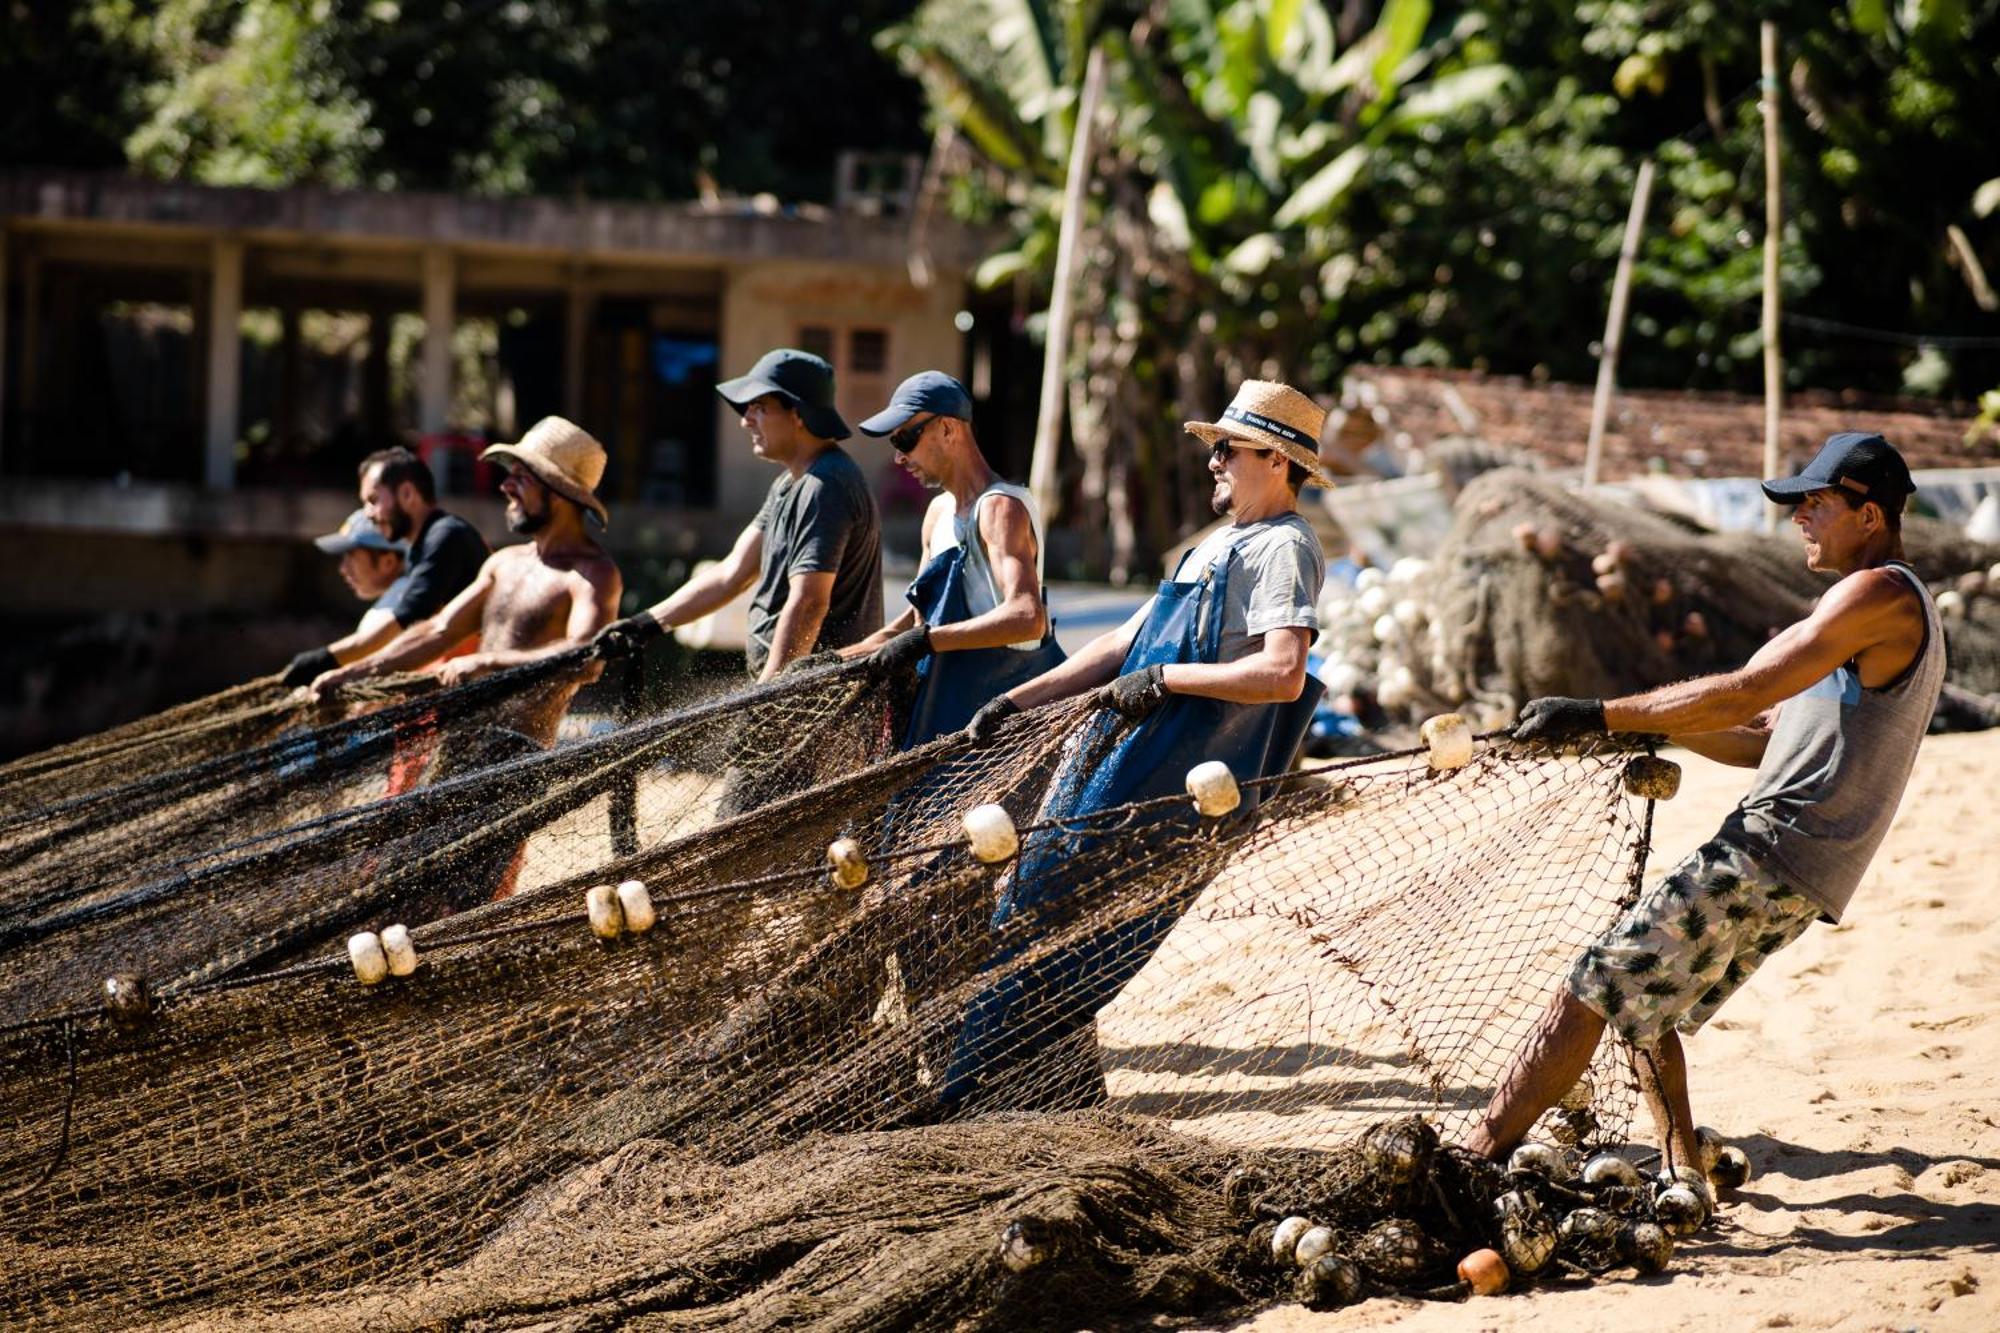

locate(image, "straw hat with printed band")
(1183, 380), (1333, 488)
(480, 416), (611, 530)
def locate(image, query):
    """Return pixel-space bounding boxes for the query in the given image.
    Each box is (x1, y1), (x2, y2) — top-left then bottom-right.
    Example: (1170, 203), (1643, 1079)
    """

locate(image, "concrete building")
(0, 166), (1007, 617)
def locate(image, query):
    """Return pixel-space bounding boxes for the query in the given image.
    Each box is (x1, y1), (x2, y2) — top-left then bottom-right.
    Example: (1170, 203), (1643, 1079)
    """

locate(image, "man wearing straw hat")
(594, 348), (882, 680)
(943, 380), (1332, 1111)
(310, 415), (623, 749)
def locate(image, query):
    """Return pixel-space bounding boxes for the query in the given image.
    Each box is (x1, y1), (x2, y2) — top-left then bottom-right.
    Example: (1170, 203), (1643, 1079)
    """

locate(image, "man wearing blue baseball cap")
(595, 348), (883, 679)
(1466, 431), (1944, 1185)
(838, 371), (1063, 745)
(279, 509), (413, 685)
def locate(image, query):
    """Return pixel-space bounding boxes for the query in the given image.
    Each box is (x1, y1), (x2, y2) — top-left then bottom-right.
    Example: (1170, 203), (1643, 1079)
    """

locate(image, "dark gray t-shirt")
(380, 510), (489, 626)
(746, 447), (883, 675)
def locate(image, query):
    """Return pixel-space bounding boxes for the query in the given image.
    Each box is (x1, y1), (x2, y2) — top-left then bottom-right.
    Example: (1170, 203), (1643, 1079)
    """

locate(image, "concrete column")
(563, 272), (592, 421)
(204, 237), (245, 489)
(18, 246), (39, 459)
(0, 227), (9, 468)
(419, 246), (455, 434)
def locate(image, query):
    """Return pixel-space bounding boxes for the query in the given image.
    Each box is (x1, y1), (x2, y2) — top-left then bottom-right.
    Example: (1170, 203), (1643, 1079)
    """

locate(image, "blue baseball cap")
(313, 509), (407, 557)
(716, 348), (850, 441)
(1761, 431), (1914, 508)
(858, 371), (973, 437)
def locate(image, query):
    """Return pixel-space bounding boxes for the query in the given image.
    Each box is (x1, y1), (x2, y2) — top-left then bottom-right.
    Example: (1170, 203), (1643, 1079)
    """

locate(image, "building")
(0, 166), (1009, 618)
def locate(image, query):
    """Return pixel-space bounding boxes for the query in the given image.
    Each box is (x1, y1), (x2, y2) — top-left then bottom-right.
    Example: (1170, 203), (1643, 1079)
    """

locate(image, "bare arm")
(842, 496), (947, 659)
(310, 561), (496, 694)
(437, 559), (623, 686)
(1673, 707), (1778, 768)
(637, 524), (764, 630)
(1162, 626), (1312, 704)
(928, 494), (1047, 652)
(1604, 570), (1920, 735)
(759, 570), (835, 681)
(326, 608), (404, 666)
(1006, 601), (1150, 709)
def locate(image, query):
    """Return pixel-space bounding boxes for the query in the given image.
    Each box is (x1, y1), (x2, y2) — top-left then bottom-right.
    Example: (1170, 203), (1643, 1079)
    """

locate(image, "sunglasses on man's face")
(1209, 439), (1270, 464)
(890, 416), (936, 453)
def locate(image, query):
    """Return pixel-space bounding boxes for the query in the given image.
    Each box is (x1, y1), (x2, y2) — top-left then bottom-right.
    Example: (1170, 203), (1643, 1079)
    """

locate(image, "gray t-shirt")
(746, 447), (883, 675)
(1175, 512), (1325, 663)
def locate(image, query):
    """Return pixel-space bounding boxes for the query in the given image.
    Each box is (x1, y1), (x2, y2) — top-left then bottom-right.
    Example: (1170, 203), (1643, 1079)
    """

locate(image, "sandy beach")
(1234, 729), (2000, 1332)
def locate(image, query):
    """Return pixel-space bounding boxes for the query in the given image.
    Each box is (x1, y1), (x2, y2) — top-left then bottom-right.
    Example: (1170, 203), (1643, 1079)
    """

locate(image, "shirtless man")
(1467, 432), (1944, 1178)
(310, 417), (622, 747)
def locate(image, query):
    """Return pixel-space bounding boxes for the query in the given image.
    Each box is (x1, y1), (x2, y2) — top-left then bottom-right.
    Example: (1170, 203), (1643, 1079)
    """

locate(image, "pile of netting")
(1316, 468), (2000, 731)
(0, 634), (1696, 1328)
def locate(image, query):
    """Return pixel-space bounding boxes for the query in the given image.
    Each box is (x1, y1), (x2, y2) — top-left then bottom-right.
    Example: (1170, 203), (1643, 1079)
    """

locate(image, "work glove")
(281, 646), (338, 688)
(964, 696), (1020, 744)
(871, 625), (934, 676)
(593, 612), (666, 660)
(1512, 696), (1608, 744)
(1098, 664), (1170, 720)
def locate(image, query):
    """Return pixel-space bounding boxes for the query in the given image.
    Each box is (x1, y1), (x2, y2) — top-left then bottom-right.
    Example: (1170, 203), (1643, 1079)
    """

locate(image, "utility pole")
(1584, 159), (1655, 487)
(1027, 43), (1108, 527)
(1760, 21), (1785, 531)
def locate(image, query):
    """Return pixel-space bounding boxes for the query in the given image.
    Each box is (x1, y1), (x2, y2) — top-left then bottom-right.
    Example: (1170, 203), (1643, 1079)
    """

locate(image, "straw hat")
(481, 417), (610, 529)
(1183, 381), (1333, 487)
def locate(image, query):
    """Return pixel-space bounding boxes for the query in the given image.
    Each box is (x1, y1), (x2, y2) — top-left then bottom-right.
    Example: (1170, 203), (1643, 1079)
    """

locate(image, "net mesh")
(0, 645), (1665, 1327)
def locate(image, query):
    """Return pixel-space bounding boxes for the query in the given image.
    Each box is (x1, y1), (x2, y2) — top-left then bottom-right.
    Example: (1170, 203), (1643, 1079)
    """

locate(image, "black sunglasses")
(890, 416), (936, 453)
(1209, 439), (1269, 463)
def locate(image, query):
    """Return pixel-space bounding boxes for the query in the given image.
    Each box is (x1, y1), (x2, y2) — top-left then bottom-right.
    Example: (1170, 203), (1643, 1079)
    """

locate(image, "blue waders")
(938, 537), (1324, 1109)
(900, 538), (1065, 749)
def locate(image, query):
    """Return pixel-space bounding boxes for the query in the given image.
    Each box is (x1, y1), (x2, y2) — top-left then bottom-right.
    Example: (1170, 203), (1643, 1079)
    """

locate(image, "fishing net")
(1318, 468), (2000, 731)
(0, 650), (911, 1027)
(0, 669), (1678, 1329)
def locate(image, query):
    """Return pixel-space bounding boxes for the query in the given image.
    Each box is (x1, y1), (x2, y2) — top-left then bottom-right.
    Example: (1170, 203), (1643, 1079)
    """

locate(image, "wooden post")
(1760, 21), (1785, 531)
(1027, 43), (1108, 527)
(0, 226), (9, 469)
(419, 246), (456, 435)
(1584, 159), (1655, 487)
(204, 237), (245, 490)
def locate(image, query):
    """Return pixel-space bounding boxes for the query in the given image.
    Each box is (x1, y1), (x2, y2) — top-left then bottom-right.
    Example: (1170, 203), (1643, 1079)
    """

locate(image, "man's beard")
(507, 502), (549, 535)
(1210, 482), (1233, 517)
(384, 504), (415, 542)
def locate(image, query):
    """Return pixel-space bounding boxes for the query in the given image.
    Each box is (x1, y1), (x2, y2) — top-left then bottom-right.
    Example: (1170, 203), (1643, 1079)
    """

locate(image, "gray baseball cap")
(314, 509), (406, 557)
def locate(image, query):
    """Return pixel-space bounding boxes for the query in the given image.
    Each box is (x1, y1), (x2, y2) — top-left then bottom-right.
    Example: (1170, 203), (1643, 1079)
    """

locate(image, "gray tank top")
(1723, 562), (1944, 922)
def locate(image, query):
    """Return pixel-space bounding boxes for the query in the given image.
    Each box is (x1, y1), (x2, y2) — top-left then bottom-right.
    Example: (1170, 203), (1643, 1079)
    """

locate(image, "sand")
(1233, 730), (2000, 1332)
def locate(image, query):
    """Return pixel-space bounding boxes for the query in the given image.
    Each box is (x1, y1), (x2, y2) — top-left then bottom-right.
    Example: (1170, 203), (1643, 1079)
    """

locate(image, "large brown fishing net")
(0, 624), (1681, 1327)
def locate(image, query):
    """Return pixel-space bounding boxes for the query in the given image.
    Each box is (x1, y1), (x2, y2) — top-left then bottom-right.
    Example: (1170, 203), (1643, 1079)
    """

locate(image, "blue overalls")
(938, 528), (1324, 1109)
(900, 512), (1064, 748)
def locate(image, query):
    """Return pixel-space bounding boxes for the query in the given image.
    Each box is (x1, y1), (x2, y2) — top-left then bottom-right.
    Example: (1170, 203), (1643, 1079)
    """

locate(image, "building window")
(848, 327), (888, 375)
(796, 325), (835, 362)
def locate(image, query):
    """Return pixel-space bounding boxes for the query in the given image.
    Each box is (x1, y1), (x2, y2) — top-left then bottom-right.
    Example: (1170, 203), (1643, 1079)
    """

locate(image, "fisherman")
(310, 507), (409, 643)
(838, 371), (1062, 745)
(309, 417), (622, 750)
(1466, 432), (1944, 1177)
(593, 349), (883, 679)
(280, 447), (489, 686)
(944, 380), (1332, 1111)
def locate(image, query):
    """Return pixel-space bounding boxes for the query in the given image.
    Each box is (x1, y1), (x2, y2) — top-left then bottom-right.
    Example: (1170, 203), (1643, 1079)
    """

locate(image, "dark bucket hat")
(716, 348), (850, 441)
(858, 370), (974, 437)
(1761, 431), (1914, 508)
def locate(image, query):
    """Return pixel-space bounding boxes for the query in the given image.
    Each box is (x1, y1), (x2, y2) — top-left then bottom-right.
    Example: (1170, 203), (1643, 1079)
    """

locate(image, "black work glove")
(964, 695), (1020, 744)
(281, 647), (338, 688)
(1098, 663), (1171, 720)
(593, 612), (667, 660)
(871, 625), (934, 676)
(1512, 696), (1608, 744)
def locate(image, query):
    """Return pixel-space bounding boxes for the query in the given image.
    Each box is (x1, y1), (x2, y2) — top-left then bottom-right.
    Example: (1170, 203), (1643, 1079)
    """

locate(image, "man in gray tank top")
(1465, 432), (1945, 1186)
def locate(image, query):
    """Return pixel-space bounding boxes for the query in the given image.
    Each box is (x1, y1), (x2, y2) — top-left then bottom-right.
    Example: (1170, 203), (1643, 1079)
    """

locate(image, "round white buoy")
(1355, 567), (1387, 592)
(1186, 760), (1240, 817)
(1372, 612), (1400, 645)
(1694, 1125), (1726, 1174)
(1937, 589), (1967, 620)
(1294, 1225), (1337, 1268)
(1358, 585), (1391, 617)
(616, 880), (656, 934)
(348, 932), (389, 986)
(1419, 712), (1473, 770)
(1389, 556), (1430, 586)
(827, 837), (869, 890)
(1653, 1185), (1704, 1237)
(1271, 1215), (1313, 1265)
(1393, 598), (1424, 630)
(380, 923), (418, 977)
(1581, 1152), (1641, 1188)
(585, 884), (624, 940)
(963, 804), (1019, 864)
